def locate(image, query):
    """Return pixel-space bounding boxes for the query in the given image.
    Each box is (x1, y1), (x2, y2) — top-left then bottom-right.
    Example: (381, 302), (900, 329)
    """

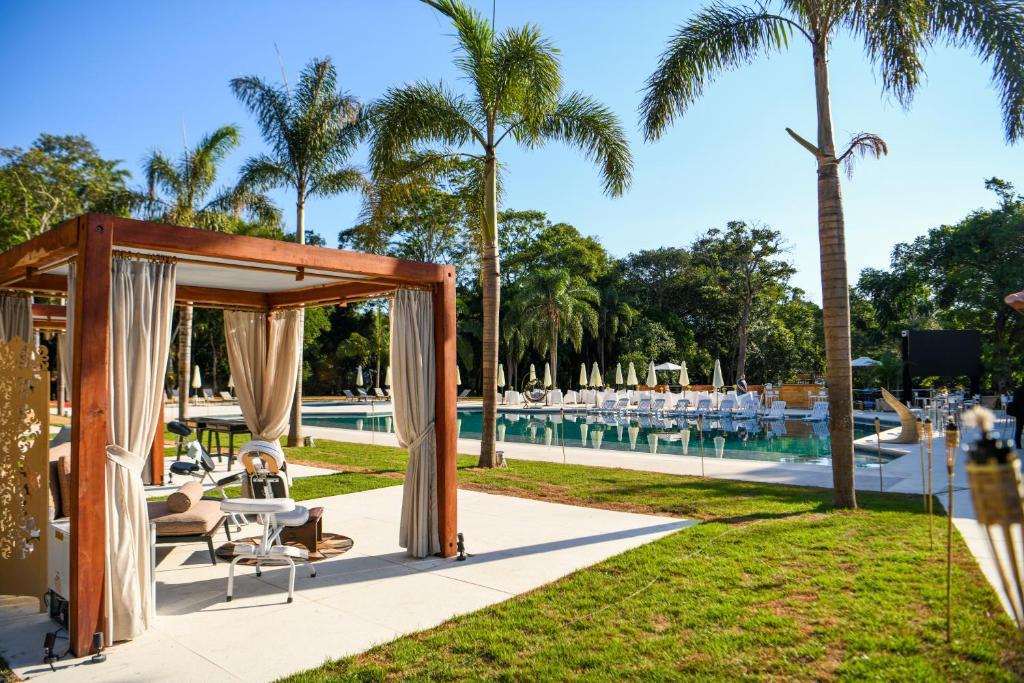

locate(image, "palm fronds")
(640, 3), (801, 141)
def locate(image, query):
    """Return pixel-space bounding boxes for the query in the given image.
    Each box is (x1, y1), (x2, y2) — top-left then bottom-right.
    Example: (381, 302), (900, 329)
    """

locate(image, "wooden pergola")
(0, 213), (459, 655)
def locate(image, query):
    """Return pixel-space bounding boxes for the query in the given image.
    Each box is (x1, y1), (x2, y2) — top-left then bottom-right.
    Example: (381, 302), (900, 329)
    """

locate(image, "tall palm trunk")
(549, 321), (558, 392)
(735, 299), (750, 380)
(177, 304), (193, 420)
(288, 196), (305, 447)
(478, 153), (500, 467)
(813, 38), (856, 508)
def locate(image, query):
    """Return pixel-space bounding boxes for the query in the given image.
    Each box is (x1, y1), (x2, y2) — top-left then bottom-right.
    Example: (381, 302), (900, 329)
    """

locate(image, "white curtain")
(0, 291), (32, 342)
(391, 289), (438, 558)
(223, 309), (302, 441)
(104, 256), (175, 643)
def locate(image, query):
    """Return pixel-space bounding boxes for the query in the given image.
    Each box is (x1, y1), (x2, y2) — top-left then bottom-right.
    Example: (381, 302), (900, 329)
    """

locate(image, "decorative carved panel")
(0, 338), (49, 608)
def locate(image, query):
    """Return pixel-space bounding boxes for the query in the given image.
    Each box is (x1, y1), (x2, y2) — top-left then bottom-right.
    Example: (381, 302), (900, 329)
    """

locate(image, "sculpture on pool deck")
(879, 388), (919, 444)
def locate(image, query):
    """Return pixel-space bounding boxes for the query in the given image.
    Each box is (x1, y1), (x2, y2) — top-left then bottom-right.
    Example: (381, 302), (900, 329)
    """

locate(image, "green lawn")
(152, 436), (1024, 680)
(261, 440), (1024, 682)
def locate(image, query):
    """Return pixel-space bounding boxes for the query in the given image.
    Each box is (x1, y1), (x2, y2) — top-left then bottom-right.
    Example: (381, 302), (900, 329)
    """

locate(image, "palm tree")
(640, 1), (1024, 508)
(370, 0), (633, 466)
(143, 124), (279, 420)
(232, 57), (367, 447)
(513, 268), (599, 390)
(595, 271), (635, 377)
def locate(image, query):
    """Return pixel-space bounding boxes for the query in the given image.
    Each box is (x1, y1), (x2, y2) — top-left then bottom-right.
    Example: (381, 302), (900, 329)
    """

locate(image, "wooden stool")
(280, 506), (323, 552)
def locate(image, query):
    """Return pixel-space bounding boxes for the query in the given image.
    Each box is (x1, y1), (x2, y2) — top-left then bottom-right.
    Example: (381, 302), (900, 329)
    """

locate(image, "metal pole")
(875, 416), (883, 493)
(917, 417), (927, 511)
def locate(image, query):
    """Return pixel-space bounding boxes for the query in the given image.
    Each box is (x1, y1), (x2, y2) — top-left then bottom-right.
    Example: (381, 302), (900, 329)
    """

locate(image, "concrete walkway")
(0, 487), (692, 681)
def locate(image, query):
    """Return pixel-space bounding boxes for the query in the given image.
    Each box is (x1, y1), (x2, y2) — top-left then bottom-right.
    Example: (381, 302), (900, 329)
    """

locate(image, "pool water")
(305, 409), (888, 467)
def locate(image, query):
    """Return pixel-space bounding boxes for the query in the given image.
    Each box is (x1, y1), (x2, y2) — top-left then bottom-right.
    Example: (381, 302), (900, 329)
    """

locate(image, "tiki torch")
(926, 417), (934, 550)
(945, 419), (958, 643)
(918, 417), (927, 511)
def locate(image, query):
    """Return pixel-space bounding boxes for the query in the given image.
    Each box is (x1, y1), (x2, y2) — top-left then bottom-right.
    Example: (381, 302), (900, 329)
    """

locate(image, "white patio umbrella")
(227, 373), (234, 390)
(590, 362), (602, 388)
(712, 359), (724, 408)
(528, 363), (537, 381)
(653, 362), (681, 371)
(356, 365), (364, 386)
(680, 428), (691, 455)
(647, 433), (658, 454)
(627, 424), (639, 449)
(646, 361), (657, 387)
(384, 365), (392, 387)
(497, 363), (506, 388)
(626, 361), (638, 387)
(579, 363), (588, 388)
(456, 364), (462, 385)
(592, 428), (604, 449)
(579, 422), (589, 445)
(679, 362), (689, 387)
(851, 356), (881, 367)
(544, 425), (553, 446)
(713, 435), (726, 458)
(614, 362), (624, 386)
(191, 365), (202, 397)
(543, 362), (552, 388)
(497, 423), (506, 441)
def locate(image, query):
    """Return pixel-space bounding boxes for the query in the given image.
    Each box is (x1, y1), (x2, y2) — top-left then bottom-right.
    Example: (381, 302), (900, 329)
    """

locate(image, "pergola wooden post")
(69, 215), (112, 655)
(0, 213), (460, 656)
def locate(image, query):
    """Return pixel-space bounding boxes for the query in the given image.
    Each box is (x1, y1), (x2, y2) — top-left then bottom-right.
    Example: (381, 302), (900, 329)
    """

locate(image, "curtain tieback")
(105, 444), (147, 476)
(402, 422), (436, 452)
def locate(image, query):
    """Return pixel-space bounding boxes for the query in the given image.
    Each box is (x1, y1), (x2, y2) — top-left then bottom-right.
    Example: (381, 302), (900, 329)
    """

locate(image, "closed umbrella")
(590, 362), (603, 388)
(646, 361), (657, 387)
(679, 362), (689, 387)
(579, 363), (588, 388)
(543, 362), (552, 388)
(384, 365), (392, 387)
(626, 362), (638, 387)
(680, 428), (691, 455)
(544, 425), (553, 445)
(713, 435), (726, 458)
(615, 363), (624, 386)
(647, 433), (658, 454)
(592, 427), (604, 449)
(580, 422), (589, 445)
(497, 363), (506, 388)
(627, 424), (639, 449)
(497, 423), (506, 441)
(191, 365), (202, 397)
(356, 365), (364, 387)
(227, 373), (234, 390)
(712, 359), (724, 408)
(528, 363), (537, 382)
(455, 365), (462, 386)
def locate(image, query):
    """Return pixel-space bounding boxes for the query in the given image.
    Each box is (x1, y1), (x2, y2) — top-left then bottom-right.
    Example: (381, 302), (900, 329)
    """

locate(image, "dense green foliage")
(0, 134), (134, 249)
(853, 179), (1024, 392)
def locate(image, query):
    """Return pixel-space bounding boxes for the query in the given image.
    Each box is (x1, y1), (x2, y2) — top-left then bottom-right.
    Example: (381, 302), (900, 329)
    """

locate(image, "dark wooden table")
(183, 417), (250, 470)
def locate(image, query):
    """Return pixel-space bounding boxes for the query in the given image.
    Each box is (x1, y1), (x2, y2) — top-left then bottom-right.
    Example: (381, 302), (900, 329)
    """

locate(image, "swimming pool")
(304, 409), (888, 467)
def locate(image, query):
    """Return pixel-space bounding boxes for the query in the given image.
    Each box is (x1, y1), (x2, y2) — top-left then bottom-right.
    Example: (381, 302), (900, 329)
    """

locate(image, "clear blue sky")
(2, 1), (1020, 301)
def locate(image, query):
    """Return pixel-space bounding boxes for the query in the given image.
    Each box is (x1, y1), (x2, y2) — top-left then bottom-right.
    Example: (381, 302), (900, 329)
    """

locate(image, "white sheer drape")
(391, 289), (439, 558)
(223, 309), (302, 441)
(0, 291), (32, 342)
(104, 256), (175, 643)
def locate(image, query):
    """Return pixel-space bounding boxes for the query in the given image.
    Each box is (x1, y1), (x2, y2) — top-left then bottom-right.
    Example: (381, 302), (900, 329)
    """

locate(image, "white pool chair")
(693, 398), (712, 416)
(631, 398), (652, 413)
(651, 397), (666, 414)
(802, 401), (829, 421)
(614, 397), (630, 412)
(763, 400), (786, 420)
(710, 397), (737, 418)
(591, 398), (617, 413)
